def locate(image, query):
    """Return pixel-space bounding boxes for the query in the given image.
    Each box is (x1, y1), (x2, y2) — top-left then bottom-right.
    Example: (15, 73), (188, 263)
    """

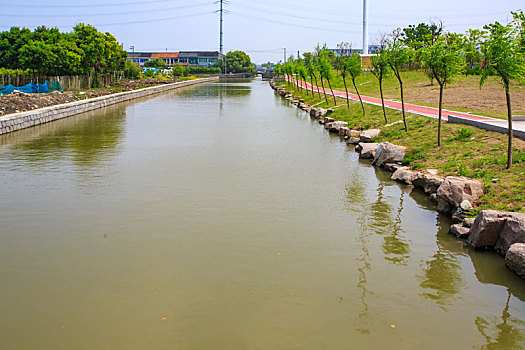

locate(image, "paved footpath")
(288, 78), (525, 139)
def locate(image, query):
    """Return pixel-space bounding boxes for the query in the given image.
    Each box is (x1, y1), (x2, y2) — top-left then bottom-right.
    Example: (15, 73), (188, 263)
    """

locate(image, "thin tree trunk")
(504, 78), (513, 169)
(309, 76), (314, 97)
(313, 75), (321, 99)
(342, 75), (350, 108)
(395, 71), (408, 131)
(438, 83), (443, 147)
(327, 78), (337, 105)
(379, 76), (388, 123)
(319, 76), (329, 104)
(352, 76), (366, 117)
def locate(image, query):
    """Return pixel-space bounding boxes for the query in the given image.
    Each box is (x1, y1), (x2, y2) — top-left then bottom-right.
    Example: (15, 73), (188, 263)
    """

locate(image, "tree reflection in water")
(345, 171), (372, 324)
(475, 290), (525, 349)
(382, 189), (410, 266)
(345, 171), (412, 323)
(418, 247), (464, 310)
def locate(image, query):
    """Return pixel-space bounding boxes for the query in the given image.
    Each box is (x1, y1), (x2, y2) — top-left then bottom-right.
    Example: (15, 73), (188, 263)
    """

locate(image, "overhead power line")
(0, 0), (180, 7)
(0, 11), (215, 28)
(230, 12), (361, 34)
(0, 2), (214, 17)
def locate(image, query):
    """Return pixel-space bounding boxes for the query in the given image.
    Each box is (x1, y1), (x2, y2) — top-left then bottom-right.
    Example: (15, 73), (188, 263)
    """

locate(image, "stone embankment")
(0, 77), (218, 135)
(270, 80), (525, 280)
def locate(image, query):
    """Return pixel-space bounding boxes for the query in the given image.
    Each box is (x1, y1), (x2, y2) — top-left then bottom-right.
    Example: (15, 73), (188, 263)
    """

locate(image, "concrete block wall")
(0, 77), (218, 135)
(448, 115), (525, 141)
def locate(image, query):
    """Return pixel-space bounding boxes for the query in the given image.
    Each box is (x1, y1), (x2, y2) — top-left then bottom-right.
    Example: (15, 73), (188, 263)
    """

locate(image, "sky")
(0, 0), (523, 64)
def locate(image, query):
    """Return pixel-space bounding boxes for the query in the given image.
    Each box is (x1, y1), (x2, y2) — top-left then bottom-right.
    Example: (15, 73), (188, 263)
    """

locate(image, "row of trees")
(0, 25), (127, 78)
(275, 11), (525, 169)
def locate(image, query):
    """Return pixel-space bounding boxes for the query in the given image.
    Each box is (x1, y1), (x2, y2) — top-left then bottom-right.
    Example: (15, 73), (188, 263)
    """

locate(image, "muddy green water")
(0, 79), (524, 349)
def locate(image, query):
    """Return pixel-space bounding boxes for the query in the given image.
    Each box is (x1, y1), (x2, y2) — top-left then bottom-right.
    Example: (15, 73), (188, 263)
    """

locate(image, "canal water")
(0, 78), (524, 349)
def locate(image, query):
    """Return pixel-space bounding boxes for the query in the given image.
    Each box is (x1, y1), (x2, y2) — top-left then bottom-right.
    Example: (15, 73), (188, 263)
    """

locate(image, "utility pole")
(362, 0), (369, 55)
(284, 48), (287, 63)
(297, 50), (300, 59)
(130, 45), (135, 65)
(219, 0), (224, 55)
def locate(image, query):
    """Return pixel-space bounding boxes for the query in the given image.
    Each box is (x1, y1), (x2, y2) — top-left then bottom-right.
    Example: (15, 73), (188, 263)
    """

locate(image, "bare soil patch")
(0, 78), (174, 117)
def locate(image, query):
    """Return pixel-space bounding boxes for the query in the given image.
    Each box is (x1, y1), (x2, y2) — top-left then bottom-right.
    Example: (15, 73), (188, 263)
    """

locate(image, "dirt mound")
(0, 78), (173, 116)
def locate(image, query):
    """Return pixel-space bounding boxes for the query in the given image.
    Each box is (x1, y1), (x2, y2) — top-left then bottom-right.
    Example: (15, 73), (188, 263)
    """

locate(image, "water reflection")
(475, 290), (525, 349)
(418, 247), (464, 309)
(177, 81), (252, 98)
(0, 108), (126, 169)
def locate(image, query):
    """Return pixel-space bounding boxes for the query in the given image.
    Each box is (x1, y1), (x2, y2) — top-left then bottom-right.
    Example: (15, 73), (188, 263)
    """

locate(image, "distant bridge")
(255, 68), (274, 80)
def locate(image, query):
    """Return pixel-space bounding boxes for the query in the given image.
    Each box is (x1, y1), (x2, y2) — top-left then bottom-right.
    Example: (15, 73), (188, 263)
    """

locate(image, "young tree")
(296, 59), (308, 93)
(420, 35), (465, 146)
(304, 52), (321, 98)
(385, 29), (413, 131)
(462, 29), (484, 75)
(348, 51), (366, 117)
(318, 49), (337, 105)
(335, 42), (352, 108)
(402, 21), (443, 84)
(480, 18), (525, 169)
(371, 37), (390, 123)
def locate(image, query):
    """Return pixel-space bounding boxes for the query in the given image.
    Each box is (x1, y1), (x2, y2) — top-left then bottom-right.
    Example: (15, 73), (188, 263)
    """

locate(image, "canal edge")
(0, 77), (218, 136)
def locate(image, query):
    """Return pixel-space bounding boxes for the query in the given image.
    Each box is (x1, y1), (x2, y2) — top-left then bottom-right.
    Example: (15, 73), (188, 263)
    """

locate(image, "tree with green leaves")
(304, 52), (320, 98)
(371, 37), (391, 123)
(18, 40), (54, 76)
(335, 42), (352, 108)
(462, 29), (484, 75)
(347, 51), (366, 117)
(317, 47), (336, 105)
(480, 17), (525, 169)
(220, 51), (255, 73)
(384, 30), (413, 131)
(420, 35), (465, 146)
(296, 59), (308, 93)
(144, 57), (166, 68)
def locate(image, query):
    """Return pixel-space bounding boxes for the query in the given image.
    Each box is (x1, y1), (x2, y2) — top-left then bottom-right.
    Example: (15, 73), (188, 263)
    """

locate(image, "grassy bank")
(301, 70), (525, 120)
(277, 81), (525, 214)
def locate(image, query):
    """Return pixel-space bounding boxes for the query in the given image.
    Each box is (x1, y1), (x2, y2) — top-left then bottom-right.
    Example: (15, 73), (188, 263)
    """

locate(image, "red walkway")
(289, 78), (496, 122)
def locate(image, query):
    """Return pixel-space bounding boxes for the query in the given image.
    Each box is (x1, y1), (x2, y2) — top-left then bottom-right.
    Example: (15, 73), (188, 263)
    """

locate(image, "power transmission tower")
(216, 0), (229, 73)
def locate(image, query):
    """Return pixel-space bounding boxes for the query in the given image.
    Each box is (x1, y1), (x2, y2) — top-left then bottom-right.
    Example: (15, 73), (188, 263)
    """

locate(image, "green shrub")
(124, 60), (141, 79)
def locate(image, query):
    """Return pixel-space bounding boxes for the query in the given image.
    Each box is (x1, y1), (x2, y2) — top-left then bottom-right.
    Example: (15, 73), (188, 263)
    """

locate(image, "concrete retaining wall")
(447, 115), (525, 141)
(0, 77), (218, 135)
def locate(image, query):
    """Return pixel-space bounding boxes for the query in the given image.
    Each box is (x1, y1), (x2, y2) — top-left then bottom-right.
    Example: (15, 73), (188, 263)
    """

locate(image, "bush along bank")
(270, 79), (525, 280)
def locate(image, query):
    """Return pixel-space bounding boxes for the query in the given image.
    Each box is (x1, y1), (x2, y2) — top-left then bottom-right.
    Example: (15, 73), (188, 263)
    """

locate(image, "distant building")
(129, 52), (152, 66)
(151, 52), (179, 66)
(328, 45), (382, 57)
(127, 51), (221, 67)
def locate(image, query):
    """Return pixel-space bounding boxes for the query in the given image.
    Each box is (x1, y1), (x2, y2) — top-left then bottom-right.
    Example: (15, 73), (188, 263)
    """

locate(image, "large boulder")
(436, 176), (484, 214)
(357, 143), (379, 159)
(467, 210), (506, 248)
(391, 167), (418, 185)
(495, 212), (525, 254)
(329, 121), (348, 133)
(359, 129), (381, 143)
(412, 172), (444, 194)
(505, 243), (525, 279)
(468, 211), (525, 254)
(372, 142), (406, 167)
(310, 108), (317, 118)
